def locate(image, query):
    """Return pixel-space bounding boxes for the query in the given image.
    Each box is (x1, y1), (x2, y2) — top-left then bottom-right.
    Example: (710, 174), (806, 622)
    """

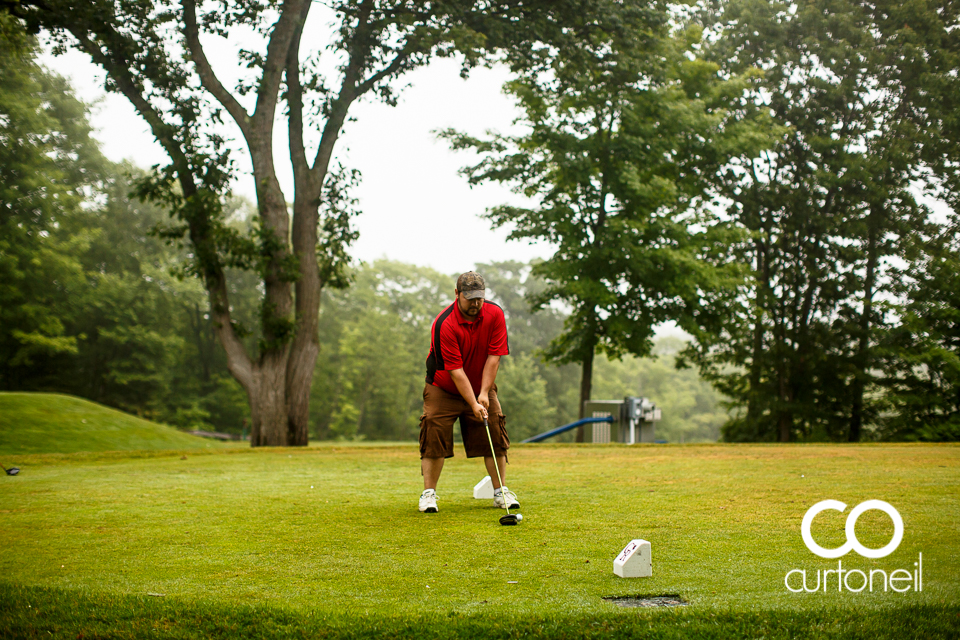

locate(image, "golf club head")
(5, 467), (19, 476)
(499, 514), (519, 526)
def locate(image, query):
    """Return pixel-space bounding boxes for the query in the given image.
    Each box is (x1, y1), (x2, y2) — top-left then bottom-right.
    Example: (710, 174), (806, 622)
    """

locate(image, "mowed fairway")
(1, 443), (959, 637)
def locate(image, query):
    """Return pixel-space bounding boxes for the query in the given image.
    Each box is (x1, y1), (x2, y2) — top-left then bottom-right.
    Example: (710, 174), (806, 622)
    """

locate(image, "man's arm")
(450, 368), (487, 421)
(477, 355), (501, 411)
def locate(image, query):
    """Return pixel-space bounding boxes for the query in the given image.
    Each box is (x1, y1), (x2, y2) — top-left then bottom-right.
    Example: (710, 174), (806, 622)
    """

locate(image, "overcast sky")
(39, 18), (554, 280)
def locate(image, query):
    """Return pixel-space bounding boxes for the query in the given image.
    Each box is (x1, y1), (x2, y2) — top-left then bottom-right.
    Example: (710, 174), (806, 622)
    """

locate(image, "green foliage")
(495, 353), (557, 442)
(592, 337), (727, 443)
(682, 0), (958, 442)
(310, 260), (451, 441)
(0, 33), (255, 433)
(7, 0), (620, 447)
(441, 6), (771, 420)
(0, 38), (725, 446)
(304, 259), (727, 443)
(0, 18), (104, 382)
(0, 21), (730, 445)
(876, 222), (960, 440)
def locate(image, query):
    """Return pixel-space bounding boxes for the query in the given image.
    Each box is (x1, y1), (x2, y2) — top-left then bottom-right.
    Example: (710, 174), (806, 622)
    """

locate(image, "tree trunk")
(249, 352), (291, 446)
(776, 319), (791, 442)
(749, 222), (772, 435)
(576, 345), (595, 443)
(747, 306), (764, 425)
(188, 303), (212, 384)
(284, 345), (317, 446)
(850, 207), (879, 442)
(284, 191), (322, 446)
(777, 370), (791, 442)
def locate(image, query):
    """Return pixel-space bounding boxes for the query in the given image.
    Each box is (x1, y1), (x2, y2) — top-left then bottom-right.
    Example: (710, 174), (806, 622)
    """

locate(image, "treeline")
(0, 30), (722, 443)
(678, 0), (960, 442)
(443, 0), (960, 443)
(1, 23), (252, 432)
(311, 261), (725, 443)
(3, 2), (958, 445)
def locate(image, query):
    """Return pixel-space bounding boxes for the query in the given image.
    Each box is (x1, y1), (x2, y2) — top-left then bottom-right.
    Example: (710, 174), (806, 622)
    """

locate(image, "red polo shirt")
(425, 300), (509, 397)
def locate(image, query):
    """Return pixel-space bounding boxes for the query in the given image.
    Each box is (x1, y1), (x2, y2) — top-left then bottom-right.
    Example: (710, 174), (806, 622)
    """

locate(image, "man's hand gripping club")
(449, 368), (488, 421)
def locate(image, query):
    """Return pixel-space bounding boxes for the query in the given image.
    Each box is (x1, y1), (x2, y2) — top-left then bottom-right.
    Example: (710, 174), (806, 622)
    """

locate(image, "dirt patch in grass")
(604, 594), (689, 608)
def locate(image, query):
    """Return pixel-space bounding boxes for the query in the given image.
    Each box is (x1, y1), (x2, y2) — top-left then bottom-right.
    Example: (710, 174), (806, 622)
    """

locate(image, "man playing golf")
(418, 271), (520, 514)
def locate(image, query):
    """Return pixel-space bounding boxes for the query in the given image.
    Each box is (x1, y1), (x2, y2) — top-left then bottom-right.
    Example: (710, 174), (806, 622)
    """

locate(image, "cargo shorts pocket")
(418, 413), (427, 457)
(496, 414), (510, 464)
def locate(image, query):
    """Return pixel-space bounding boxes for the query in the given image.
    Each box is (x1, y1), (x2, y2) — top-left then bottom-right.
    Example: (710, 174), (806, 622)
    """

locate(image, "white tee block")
(473, 475), (494, 499)
(614, 539), (652, 578)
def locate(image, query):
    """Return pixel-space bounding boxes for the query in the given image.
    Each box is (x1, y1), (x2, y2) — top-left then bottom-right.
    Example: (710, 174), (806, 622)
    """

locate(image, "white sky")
(39, 17), (553, 279)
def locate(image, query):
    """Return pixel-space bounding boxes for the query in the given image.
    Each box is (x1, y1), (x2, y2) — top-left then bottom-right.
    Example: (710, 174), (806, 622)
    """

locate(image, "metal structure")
(521, 397), (662, 444)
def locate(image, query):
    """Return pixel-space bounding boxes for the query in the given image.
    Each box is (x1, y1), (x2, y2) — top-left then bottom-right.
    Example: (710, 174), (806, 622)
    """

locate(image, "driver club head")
(499, 514), (520, 526)
(3, 466), (19, 476)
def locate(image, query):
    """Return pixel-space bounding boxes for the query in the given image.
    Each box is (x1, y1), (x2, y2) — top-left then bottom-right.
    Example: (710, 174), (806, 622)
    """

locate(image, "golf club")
(1, 464), (19, 476)
(483, 415), (522, 526)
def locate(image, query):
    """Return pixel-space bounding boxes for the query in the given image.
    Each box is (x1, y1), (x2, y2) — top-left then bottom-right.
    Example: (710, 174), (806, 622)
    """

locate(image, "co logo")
(801, 500), (904, 559)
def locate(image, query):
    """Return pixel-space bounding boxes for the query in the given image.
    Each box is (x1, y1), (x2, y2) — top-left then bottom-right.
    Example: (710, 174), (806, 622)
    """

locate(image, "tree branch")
(310, 46), (418, 185)
(253, 0), (310, 130)
(70, 30), (195, 191)
(69, 28), (256, 390)
(182, 0), (251, 138)
(355, 48), (414, 96)
(307, 0), (375, 186)
(285, 0), (311, 190)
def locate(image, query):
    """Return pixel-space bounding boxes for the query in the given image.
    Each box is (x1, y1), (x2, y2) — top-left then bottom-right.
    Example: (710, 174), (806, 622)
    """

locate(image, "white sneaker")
(493, 487), (520, 509)
(419, 489), (438, 513)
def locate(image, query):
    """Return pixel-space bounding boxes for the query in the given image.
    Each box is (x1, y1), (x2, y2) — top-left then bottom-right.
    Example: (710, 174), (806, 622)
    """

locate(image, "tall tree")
(443, 10), (764, 439)
(0, 16), (106, 389)
(682, 0), (943, 442)
(876, 221), (960, 441)
(6, 0), (593, 445)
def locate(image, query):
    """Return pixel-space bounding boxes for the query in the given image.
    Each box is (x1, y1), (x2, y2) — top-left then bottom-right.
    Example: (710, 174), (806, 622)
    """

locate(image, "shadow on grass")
(2, 583), (958, 639)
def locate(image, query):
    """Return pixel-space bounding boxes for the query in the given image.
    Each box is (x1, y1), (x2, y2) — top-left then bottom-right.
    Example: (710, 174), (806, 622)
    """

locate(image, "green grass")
(0, 392), (230, 455)
(1, 443), (958, 638)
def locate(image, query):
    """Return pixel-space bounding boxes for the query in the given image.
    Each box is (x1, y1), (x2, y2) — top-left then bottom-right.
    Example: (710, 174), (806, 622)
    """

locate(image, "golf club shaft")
(483, 417), (510, 516)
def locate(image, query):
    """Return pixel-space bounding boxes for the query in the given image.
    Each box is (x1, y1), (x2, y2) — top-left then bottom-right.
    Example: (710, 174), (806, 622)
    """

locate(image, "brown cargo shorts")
(419, 383), (510, 460)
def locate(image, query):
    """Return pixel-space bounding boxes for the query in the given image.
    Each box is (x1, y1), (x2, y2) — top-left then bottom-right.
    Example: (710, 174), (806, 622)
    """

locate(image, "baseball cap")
(457, 271), (486, 299)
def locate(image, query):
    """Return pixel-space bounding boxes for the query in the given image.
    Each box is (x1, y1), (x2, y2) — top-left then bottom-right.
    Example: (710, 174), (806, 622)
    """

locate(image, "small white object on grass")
(473, 475), (494, 499)
(516, 514), (523, 522)
(614, 539), (652, 578)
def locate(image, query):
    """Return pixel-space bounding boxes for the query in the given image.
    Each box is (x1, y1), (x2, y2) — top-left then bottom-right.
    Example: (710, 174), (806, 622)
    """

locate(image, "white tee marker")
(473, 475), (494, 499)
(614, 539), (652, 578)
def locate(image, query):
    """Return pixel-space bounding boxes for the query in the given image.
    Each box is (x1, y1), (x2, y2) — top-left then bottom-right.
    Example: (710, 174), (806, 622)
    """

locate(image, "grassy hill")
(0, 392), (231, 455)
